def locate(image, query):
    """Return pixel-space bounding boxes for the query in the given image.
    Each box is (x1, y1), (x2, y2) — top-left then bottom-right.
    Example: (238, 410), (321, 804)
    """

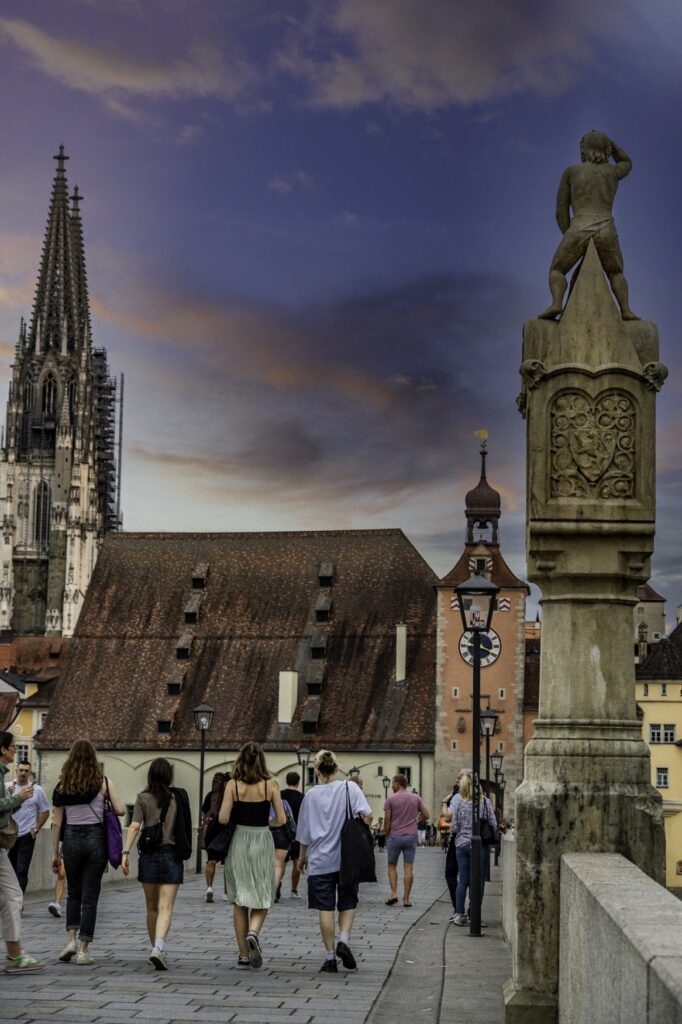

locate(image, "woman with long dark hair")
(201, 771), (228, 903)
(122, 758), (190, 970)
(218, 742), (285, 969)
(51, 740), (126, 965)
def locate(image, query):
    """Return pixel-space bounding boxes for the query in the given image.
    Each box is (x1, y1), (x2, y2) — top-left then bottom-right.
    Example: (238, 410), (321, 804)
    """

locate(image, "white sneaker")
(59, 940), (77, 962)
(206, 887), (214, 903)
(290, 889), (302, 899)
(452, 913), (468, 927)
(75, 951), (94, 965)
(149, 947), (168, 971)
(48, 902), (62, 918)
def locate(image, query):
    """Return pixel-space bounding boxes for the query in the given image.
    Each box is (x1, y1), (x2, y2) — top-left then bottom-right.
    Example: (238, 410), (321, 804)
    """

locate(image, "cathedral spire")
(69, 185), (91, 353)
(27, 145), (80, 355)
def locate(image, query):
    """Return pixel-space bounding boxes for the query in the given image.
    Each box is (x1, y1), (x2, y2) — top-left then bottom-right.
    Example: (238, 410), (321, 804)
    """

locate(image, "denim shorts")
(387, 834), (418, 865)
(138, 844), (184, 885)
(307, 871), (359, 911)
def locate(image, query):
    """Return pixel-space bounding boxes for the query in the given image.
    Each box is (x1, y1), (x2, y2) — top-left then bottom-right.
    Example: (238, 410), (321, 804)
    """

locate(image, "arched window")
(33, 481), (50, 549)
(42, 375), (57, 418)
(67, 376), (78, 422)
(23, 377), (34, 412)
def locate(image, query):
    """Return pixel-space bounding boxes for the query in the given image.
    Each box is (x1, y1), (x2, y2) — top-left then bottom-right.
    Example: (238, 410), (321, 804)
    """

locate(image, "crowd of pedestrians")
(0, 728), (502, 976)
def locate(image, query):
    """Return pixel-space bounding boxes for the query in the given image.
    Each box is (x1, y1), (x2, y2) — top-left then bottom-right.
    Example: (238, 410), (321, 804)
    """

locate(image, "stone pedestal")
(504, 242), (667, 1023)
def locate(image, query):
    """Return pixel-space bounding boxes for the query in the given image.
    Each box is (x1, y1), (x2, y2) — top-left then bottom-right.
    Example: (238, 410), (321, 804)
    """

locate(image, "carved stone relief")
(550, 390), (636, 499)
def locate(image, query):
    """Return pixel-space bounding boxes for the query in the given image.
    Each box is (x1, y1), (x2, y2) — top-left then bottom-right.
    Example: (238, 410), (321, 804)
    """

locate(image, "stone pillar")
(504, 241), (667, 1023)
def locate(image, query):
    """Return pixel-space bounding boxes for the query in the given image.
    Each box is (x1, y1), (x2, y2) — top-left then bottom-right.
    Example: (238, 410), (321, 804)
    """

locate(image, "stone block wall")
(559, 852), (682, 1023)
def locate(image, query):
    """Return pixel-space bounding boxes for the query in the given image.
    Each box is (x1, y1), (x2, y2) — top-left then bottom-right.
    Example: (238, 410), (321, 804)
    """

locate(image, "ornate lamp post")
(455, 573), (499, 937)
(192, 702), (214, 874)
(498, 772), (506, 821)
(382, 775), (391, 800)
(296, 747), (311, 793)
(490, 751), (504, 866)
(348, 766), (360, 780)
(479, 708), (499, 797)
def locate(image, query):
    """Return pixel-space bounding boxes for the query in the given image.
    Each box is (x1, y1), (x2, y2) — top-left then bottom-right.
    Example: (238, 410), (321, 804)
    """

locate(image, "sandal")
(403, 901), (412, 907)
(385, 897), (398, 905)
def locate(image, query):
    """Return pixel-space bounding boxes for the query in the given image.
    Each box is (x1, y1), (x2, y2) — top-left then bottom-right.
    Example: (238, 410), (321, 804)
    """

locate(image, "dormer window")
(318, 560), (335, 588)
(157, 720), (172, 735)
(176, 633), (192, 661)
(192, 562), (209, 591)
(315, 591), (332, 623)
(308, 682), (322, 696)
(185, 594), (201, 625)
(311, 629), (327, 660)
(167, 683), (182, 696)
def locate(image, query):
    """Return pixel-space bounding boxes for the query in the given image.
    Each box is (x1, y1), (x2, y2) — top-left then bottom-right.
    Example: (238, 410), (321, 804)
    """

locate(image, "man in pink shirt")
(383, 775), (429, 907)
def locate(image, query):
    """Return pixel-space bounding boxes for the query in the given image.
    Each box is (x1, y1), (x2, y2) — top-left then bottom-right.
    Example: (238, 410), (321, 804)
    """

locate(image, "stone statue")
(539, 131), (639, 321)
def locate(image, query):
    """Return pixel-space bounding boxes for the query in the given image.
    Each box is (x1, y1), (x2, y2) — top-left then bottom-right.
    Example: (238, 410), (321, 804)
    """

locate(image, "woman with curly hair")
(51, 740), (125, 965)
(121, 758), (191, 971)
(218, 742), (285, 969)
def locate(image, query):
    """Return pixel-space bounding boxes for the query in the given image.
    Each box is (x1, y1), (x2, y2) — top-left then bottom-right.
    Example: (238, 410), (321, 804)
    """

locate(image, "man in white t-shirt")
(297, 750), (372, 974)
(8, 760), (50, 893)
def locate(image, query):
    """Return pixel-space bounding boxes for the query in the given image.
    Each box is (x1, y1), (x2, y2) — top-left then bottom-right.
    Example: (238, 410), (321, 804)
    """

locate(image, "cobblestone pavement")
(3, 847), (497, 1024)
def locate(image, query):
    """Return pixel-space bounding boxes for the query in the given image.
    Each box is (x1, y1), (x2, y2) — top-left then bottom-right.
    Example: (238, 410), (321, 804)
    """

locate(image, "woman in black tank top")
(218, 743), (286, 969)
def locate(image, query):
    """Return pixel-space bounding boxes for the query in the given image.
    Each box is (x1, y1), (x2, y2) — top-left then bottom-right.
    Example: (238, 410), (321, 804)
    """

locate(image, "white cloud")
(280, 0), (623, 111)
(0, 17), (255, 103)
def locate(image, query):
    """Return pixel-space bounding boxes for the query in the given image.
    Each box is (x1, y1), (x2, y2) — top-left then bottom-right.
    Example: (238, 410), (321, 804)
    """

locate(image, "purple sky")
(0, 1), (681, 621)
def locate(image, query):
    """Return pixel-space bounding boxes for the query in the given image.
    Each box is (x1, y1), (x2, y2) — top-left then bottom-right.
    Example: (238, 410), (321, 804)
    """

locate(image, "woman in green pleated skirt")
(219, 743), (286, 969)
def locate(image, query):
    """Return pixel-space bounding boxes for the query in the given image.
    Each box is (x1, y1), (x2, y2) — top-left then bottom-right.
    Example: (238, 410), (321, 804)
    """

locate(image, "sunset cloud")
(0, 17), (255, 104)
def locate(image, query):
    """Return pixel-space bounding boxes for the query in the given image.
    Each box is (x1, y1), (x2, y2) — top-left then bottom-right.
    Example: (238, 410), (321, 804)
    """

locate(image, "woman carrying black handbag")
(121, 759), (191, 971)
(296, 750), (372, 974)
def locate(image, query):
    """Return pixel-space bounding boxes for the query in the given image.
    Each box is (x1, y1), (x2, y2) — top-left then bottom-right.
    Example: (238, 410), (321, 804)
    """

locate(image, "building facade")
(636, 626), (682, 891)
(38, 528), (438, 819)
(0, 147), (121, 639)
(434, 446), (528, 804)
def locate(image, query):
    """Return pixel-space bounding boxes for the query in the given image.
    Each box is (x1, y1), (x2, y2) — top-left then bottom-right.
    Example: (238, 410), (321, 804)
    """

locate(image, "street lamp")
(490, 751), (504, 866)
(348, 765), (360, 780)
(192, 702), (214, 874)
(498, 772), (506, 821)
(382, 775), (391, 799)
(455, 572), (499, 938)
(479, 709), (499, 798)
(296, 747), (311, 793)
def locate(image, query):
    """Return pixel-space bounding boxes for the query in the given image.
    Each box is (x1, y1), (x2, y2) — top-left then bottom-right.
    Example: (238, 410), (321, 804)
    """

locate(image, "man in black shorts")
(281, 772), (304, 898)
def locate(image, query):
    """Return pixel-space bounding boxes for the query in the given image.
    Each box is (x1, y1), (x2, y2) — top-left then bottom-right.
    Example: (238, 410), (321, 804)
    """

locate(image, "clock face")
(459, 629), (502, 667)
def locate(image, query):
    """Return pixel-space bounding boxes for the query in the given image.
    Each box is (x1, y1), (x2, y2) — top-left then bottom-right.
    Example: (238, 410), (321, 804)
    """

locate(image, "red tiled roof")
(437, 545), (528, 590)
(636, 623), (682, 681)
(40, 530), (438, 752)
(635, 583), (666, 603)
(0, 637), (70, 681)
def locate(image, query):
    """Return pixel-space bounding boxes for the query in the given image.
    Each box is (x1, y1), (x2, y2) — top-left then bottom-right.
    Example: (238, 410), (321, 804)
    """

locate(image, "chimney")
(396, 624), (407, 681)
(278, 670), (298, 724)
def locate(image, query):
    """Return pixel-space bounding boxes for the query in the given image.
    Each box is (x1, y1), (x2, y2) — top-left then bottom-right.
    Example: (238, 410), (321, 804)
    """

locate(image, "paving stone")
(8, 848), (506, 1024)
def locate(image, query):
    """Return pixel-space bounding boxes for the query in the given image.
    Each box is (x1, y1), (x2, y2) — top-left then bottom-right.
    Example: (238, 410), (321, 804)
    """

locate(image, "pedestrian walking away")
(218, 742), (286, 969)
(451, 772), (496, 927)
(51, 740), (126, 965)
(280, 772), (304, 898)
(7, 758), (50, 893)
(383, 774), (429, 907)
(443, 769), (471, 913)
(122, 758), (192, 970)
(296, 749), (371, 974)
(0, 731), (43, 974)
(200, 772), (228, 904)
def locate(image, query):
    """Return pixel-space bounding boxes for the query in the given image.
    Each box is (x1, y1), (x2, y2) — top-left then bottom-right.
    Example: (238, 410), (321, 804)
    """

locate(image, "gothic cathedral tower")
(0, 147), (121, 638)
(434, 443), (528, 804)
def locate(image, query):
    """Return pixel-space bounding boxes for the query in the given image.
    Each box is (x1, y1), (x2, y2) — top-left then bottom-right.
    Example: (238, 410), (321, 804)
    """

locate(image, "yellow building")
(636, 627), (682, 892)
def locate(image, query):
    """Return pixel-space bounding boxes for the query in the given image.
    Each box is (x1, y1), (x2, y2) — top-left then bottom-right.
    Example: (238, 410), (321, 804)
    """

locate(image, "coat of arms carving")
(550, 390), (635, 499)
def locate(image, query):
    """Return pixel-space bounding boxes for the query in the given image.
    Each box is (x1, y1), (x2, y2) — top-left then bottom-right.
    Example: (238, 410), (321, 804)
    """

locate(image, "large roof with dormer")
(39, 529), (438, 752)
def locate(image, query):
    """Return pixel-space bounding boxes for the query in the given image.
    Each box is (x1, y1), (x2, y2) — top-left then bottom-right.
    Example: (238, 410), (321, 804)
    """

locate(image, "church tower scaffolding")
(0, 146), (122, 638)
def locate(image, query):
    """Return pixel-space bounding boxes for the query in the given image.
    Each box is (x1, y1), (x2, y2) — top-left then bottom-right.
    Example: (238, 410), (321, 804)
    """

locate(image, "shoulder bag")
(479, 798), (500, 848)
(103, 778), (123, 868)
(339, 782), (377, 886)
(206, 779), (237, 863)
(138, 794), (170, 857)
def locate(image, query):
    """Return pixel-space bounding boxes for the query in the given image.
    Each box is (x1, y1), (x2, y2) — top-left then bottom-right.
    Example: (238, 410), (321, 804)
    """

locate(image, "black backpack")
(339, 783), (377, 886)
(138, 798), (169, 856)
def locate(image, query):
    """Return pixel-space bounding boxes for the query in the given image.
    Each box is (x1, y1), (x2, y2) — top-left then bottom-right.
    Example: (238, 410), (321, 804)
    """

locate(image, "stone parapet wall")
(502, 831), (517, 949)
(559, 852), (682, 1024)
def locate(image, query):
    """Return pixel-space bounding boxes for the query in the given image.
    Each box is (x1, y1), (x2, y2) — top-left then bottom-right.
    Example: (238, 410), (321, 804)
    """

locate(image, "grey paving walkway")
(3, 848), (509, 1024)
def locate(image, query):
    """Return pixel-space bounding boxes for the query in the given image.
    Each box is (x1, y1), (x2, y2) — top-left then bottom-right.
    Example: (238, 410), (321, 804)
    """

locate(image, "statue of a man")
(539, 131), (639, 321)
